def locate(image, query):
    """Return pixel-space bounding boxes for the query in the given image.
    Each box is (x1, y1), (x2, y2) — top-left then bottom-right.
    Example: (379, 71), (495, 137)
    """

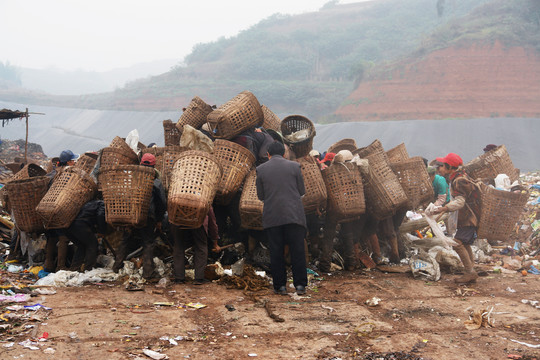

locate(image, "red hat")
(320, 152), (335, 163)
(436, 153), (463, 168)
(140, 153), (156, 166)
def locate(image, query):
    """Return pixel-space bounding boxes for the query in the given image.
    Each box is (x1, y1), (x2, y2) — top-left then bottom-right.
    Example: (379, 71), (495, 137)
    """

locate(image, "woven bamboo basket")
(36, 167), (98, 229)
(163, 119), (181, 146)
(464, 145), (518, 183)
(168, 151), (222, 228)
(353, 139), (388, 160)
(297, 156), (327, 214)
(477, 185), (529, 242)
(5, 176), (49, 233)
(176, 96), (214, 134)
(261, 105), (281, 131)
(99, 165), (155, 227)
(386, 143), (409, 163)
(75, 152), (99, 174)
(141, 146), (188, 190)
(363, 150), (408, 220)
(239, 169), (264, 230)
(100, 146), (139, 168)
(207, 91), (264, 140)
(390, 157), (434, 210)
(45, 157), (60, 173)
(322, 162), (365, 218)
(327, 138), (357, 154)
(214, 139), (256, 205)
(281, 115), (316, 158)
(10, 163), (47, 181)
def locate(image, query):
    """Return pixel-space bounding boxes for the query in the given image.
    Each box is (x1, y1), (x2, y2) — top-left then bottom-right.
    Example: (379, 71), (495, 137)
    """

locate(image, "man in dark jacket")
(112, 154), (167, 279)
(256, 141), (308, 295)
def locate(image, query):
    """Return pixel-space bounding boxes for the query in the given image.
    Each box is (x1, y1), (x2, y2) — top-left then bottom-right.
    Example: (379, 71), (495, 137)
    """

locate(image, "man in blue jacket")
(256, 141), (308, 295)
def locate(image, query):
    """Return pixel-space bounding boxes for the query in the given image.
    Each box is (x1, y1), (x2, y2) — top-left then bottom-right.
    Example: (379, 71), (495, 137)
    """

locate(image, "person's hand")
(433, 206), (448, 215)
(212, 244), (222, 253)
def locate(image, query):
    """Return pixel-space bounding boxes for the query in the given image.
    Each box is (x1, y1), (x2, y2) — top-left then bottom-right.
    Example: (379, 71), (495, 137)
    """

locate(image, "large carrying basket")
(163, 119), (181, 146)
(142, 146), (188, 190)
(297, 156), (327, 214)
(176, 96), (214, 134)
(322, 162), (365, 219)
(207, 91), (263, 139)
(362, 150), (408, 220)
(390, 157), (434, 209)
(281, 115), (316, 158)
(36, 167), (98, 229)
(10, 163), (47, 182)
(386, 143), (409, 163)
(168, 151), (222, 228)
(5, 176), (49, 233)
(75, 152), (99, 174)
(100, 146), (139, 168)
(214, 140), (256, 205)
(99, 165), (155, 227)
(464, 145), (518, 183)
(327, 138), (357, 154)
(261, 105), (281, 132)
(239, 169), (263, 230)
(477, 185), (529, 242)
(353, 139), (387, 160)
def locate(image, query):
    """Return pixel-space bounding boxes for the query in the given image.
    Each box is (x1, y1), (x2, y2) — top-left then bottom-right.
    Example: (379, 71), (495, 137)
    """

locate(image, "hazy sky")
(2, 0), (363, 72)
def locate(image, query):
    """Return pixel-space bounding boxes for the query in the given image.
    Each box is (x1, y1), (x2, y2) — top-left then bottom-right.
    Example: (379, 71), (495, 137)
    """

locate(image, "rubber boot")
(112, 240), (127, 273)
(367, 234), (382, 264)
(453, 244), (478, 284)
(55, 235), (69, 272)
(388, 235), (400, 264)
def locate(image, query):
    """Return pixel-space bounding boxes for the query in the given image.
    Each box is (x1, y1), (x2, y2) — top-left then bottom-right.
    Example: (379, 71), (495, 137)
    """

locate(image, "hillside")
(335, 0), (540, 120)
(0, 0), (490, 122)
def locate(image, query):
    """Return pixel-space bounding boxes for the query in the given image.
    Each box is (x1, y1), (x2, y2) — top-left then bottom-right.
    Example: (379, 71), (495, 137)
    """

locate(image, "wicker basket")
(5, 176), (49, 233)
(36, 167), (98, 229)
(176, 96), (214, 134)
(168, 151), (222, 228)
(390, 157), (434, 209)
(353, 139), (387, 160)
(75, 152), (99, 174)
(322, 162), (365, 218)
(477, 185), (529, 242)
(99, 165), (155, 227)
(214, 139), (256, 205)
(163, 119), (181, 146)
(10, 163), (47, 181)
(327, 139), (357, 154)
(207, 91), (264, 140)
(297, 156), (327, 214)
(141, 146), (188, 190)
(281, 115), (316, 158)
(261, 105), (281, 131)
(386, 143), (409, 163)
(100, 146), (139, 168)
(464, 145), (518, 183)
(45, 157), (59, 173)
(239, 169), (264, 230)
(363, 150), (408, 220)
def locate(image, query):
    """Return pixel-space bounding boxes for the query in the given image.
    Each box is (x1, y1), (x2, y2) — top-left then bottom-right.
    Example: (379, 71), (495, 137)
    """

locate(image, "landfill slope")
(0, 101), (538, 171)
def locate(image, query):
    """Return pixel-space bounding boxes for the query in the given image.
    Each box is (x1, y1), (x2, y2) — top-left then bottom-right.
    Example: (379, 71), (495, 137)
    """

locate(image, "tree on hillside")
(0, 61), (21, 86)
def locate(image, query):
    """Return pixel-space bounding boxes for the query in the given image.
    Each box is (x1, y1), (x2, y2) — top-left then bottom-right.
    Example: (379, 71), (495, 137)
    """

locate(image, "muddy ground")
(1, 264), (539, 360)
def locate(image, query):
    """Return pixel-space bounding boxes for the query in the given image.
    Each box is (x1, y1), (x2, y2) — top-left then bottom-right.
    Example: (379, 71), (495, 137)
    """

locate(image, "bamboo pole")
(24, 108), (29, 164)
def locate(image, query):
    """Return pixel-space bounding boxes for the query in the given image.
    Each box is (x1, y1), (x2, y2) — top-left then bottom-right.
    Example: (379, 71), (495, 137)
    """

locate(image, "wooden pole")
(24, 108), (29, 164)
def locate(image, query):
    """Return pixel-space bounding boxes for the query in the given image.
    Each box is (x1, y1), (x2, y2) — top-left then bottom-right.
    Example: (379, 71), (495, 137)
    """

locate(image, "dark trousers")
(114, 219), (156, 278)
(265, 223), (307, 290)
(170, 224), (208, 281)
(67, 220), (98, 271)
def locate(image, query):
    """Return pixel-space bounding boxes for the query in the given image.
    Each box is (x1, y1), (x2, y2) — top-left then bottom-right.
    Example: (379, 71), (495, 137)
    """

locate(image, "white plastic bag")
(410, 250), (440, 281)
(424, 203), (458, 248)
(125, 129), (140, 153)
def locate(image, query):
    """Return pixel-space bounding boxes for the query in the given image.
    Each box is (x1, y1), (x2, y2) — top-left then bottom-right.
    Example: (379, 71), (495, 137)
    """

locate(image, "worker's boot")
(388, 235), (400, 264)
(453, 244), (478, 284)
(367, 234), (382, 264)
(112, 240), (127, 273)
(43, 236), (57, 272)
(56, 235), (69, 272)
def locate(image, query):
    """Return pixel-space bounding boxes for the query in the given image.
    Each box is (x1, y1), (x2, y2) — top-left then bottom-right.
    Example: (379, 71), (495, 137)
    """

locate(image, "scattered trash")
(35, 268), (120, 287)
(33, 288), (57, 295)
(19, 339), (40, 350)
(248, 354), (258, 357)
(0, 293), (30, 303)
(521, 299), (540, 309)
(464, 307), (494, 330)
(508, 339), (540, 349)
(24, 304), (52, 311)
(321, 304), (335, 312)
(225, 304), (236, 311)
(365, 297), (382, 307)
(506, 287), (516, 293)
(43, 347), (56, 354)
(186, 302), (206, 309)
(528, 265), (540, 275)
(143, 348), (169, 359)
(409, 250), (441, 281)
(156, 277), (170, 288)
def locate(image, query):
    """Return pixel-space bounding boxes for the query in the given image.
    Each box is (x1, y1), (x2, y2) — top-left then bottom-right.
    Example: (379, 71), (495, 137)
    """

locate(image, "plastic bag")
(409, 249), (441, 281)
(180, 125), (214, 153)
(424, 203), (458, 248)
(125, 129), (140, 153)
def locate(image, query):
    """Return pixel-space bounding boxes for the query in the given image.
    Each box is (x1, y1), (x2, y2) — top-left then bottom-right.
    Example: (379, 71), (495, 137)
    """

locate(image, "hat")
(309, 150), (320, 157)
(336, 150), (353, 162)
(140, 153), (156, 166)
(483, 144), (498, 152)
(427, 166), (437, 175)
(436, 153), (463, 168)
(320, 152), (335, 163)
(59, 150), (80, 163)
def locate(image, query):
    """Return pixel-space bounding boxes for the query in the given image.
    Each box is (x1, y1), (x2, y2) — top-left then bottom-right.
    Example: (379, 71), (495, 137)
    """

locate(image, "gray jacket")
(256, 155), (306, 229)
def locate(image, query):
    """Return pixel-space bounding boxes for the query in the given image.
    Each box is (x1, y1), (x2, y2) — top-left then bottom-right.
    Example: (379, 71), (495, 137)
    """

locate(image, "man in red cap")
(433, 153), (482, 284)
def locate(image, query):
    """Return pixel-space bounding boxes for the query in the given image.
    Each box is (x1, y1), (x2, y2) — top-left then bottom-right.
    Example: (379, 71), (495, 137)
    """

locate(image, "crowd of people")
(3, 127), (489, 293)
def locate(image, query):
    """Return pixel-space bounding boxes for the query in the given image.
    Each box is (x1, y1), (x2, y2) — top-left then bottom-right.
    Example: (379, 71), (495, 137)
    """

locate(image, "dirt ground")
(1, 264), (539, 360)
